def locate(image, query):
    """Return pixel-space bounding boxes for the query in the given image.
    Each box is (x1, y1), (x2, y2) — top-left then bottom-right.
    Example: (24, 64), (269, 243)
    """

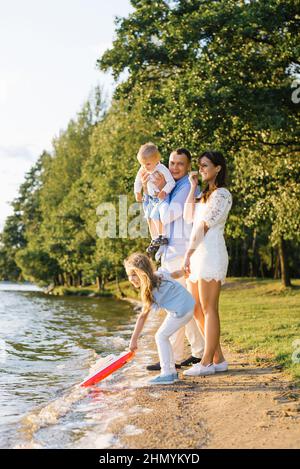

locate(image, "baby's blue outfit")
(143, 194), (170, 221)
(151, 270), (195, 317)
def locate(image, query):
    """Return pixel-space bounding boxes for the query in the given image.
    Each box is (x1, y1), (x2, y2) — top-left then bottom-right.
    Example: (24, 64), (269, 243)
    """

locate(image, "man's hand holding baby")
(157, 190), (167, 200)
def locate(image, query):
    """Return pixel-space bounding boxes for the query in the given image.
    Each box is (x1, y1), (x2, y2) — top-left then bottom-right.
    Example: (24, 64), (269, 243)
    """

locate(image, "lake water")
(0, 282), (157, 448)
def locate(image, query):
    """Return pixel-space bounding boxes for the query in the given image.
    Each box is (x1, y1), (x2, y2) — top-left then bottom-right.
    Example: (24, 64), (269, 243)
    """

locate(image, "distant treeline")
(0, 0), (299, 288)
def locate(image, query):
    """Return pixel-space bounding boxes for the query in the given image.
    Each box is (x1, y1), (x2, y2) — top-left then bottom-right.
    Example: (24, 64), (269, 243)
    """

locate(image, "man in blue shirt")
(142, 148), (204, 370)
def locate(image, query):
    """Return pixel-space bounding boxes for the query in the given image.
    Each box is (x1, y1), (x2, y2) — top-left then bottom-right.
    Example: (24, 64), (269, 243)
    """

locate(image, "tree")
(233, 145), (300, 286)
(98, 0), (300, 286)
(0, 153), (49, 281)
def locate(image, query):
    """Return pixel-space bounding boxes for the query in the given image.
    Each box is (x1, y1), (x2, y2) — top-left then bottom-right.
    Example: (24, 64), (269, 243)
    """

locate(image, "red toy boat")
(80, 350), (135, 387)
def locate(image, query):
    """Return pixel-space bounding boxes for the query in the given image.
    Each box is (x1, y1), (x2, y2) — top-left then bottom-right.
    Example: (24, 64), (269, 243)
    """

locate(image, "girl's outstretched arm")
(129, 312), (148, 352)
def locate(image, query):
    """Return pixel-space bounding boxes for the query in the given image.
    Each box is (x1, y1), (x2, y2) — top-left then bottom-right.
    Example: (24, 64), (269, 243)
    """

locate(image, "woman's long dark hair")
(198, 151), (227, 202)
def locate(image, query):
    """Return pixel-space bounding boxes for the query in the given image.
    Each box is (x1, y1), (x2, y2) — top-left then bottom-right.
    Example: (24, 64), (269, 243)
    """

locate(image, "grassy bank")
(50, 280), (139, 300)
(50, 278), (300, 383)
(220, 278), (300, 383)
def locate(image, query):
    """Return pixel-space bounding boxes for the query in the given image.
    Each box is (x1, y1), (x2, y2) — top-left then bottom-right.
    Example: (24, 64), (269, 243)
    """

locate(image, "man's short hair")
(172, 148), (192, 162)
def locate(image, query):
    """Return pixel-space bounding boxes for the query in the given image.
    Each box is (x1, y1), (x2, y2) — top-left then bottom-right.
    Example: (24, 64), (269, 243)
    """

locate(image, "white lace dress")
(189, 188), (232, 285)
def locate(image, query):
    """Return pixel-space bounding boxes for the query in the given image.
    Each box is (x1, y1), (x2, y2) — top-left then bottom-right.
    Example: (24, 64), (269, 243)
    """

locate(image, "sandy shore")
(108, 306), (300, 449)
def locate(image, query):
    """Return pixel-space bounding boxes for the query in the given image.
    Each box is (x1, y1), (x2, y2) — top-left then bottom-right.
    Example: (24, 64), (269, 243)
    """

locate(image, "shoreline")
(35, 280), (300, 447)
(105, 310), (300, 449)
(2, 280), (299, 448)
(42, 281), (139, 302)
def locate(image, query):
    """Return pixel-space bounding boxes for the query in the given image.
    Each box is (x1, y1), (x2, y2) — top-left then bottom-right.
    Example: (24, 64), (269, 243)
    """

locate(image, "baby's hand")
(157, 190), (167, 200)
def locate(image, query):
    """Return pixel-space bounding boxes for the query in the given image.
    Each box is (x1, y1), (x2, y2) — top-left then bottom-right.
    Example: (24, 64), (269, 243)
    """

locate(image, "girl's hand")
(153, 171), (166, 191)
(129, 338), (138, 352)
(188, 171), (198, 189)
(170, 268), (185, 279)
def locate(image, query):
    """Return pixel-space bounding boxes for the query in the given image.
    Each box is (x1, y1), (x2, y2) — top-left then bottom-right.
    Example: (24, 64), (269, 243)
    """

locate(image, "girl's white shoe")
(213, 360), (228, 372)
(183, 363), (215, 376)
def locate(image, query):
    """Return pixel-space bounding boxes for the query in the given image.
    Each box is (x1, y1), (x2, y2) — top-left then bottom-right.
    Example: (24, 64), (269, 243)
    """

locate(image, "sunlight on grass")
(220, 279), (300, 382)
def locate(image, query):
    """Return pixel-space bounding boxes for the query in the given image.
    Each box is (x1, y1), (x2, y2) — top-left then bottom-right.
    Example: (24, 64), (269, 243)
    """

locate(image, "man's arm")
(157, 165), (176, 194)
(135, 192), (143, 202)
(135, 168), (150, 202)
(134, 167), (143, 196)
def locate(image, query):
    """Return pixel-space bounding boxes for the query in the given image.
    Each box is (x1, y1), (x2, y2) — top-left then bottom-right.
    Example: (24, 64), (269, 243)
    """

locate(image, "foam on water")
(98, 336), (129, 349)
(17, 342), (154, 448)
(19, 385), (89, 439)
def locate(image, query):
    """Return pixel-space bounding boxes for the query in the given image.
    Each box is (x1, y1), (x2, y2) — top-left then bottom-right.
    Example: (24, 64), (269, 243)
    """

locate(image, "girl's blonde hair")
(137, 142), (161, 164)
(124, 252), (161, 317)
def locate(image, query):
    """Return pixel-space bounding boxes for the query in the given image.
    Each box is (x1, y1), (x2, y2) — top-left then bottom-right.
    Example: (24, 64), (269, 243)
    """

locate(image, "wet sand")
(109, 305), (300, 449)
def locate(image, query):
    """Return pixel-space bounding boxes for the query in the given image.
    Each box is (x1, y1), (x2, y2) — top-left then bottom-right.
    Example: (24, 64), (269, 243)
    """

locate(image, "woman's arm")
(202, 189), (232, 228)
(129, 312), (148, 352)
(183, 190), (232, 275)
(183, 172), (199, 224)
(183, 221), (209, 275)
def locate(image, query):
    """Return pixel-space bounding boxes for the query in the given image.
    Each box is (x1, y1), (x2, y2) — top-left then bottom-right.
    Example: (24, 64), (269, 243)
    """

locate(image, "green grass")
(105, 279), (140, 300)
(220, 278), (300, 384)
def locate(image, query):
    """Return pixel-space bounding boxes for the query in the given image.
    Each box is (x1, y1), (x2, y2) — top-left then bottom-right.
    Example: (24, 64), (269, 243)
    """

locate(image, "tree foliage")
(1, 1), (299, 287)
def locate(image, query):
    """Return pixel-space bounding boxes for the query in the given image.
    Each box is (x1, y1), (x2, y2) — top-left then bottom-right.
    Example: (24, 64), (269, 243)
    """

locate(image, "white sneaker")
(183, 363), (215, 377)
(213, 360), (228, 372)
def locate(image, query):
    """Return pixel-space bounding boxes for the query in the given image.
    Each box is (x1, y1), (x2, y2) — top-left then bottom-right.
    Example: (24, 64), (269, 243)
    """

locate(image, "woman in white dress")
(182, 151), (232, 376)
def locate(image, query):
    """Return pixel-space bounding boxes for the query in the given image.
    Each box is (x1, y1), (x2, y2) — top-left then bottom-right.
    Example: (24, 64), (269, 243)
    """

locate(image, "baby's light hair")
(124, 252), (161, 317)
(137, 142), (161, 164)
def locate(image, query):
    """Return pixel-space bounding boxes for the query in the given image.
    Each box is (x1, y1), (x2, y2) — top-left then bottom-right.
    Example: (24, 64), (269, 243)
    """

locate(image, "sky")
(0, 0), (133, 231)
